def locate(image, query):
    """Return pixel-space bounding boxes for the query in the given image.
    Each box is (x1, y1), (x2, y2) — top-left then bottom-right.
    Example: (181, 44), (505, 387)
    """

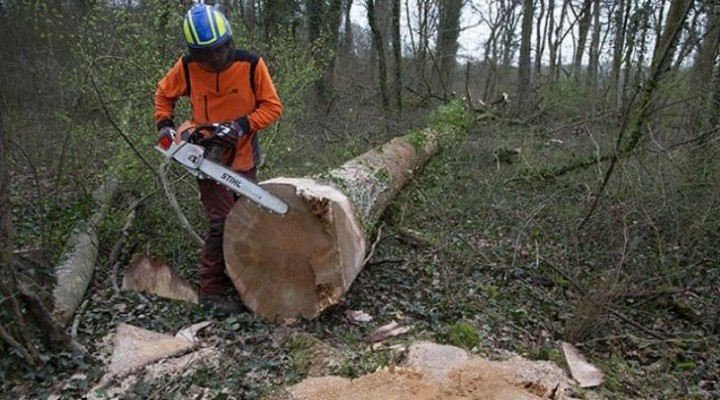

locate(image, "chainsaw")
(155, 123), (289, 215)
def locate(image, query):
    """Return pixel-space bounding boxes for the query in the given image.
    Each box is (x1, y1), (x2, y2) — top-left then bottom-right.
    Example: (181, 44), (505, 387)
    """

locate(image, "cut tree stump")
(224, 129), (439, 321)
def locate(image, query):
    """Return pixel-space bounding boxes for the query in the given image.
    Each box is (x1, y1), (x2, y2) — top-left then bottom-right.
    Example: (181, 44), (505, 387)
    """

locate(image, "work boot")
(200, 293), (249, 315)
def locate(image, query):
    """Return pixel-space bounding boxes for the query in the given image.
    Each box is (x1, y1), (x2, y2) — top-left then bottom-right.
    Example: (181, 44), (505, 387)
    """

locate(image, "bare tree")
(516, 0), (534, 113)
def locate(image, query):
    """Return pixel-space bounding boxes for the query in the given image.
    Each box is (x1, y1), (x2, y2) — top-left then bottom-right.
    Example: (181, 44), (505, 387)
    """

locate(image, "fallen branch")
(0, 322), (35, 366)
(19, 281), (83, 353)
(109, 198), (142, 294)
(158, 159), (204, 247)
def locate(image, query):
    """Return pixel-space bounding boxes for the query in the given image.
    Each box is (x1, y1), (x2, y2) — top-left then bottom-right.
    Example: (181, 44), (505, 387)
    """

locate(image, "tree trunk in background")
(693, 4), (720, 130)
(409, 0), (433, 97)
(573, 0), (593, 79)
(586, 0), (601, 91)
(243, 0), (258, 43)
(709, 58), (720, 130)
(545, 0), (557, 79)
(482, 5), (504, 101)
(500, 0), (521, 92)
(391, 0), (402, 111)
(435, 0), (462, 98)
(340, 0), (354, 63)
(306, 0), (344, 104)
(516, 0), (534, 114)
(628, 4), (651, 107)
(263, 0), (295, 39)
(610, 0), (629, 109)
(367, 0), (390, 112)
(620, 2), (641, 110)
(307, 0), (325, 98)
(501, 0), (520, 69)
(653, 0), (668, 59)
(535, 0), (546, 78)
(622, 0), (693, 153)
(673, 6), (701, 73)
(0, 103), (36, 366)
(224, 128), (441, 321)
(323, 0), (344, 102)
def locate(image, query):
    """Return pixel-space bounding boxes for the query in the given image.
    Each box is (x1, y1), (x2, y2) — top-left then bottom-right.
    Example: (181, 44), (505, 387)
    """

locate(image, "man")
(154, 3), (282, 313)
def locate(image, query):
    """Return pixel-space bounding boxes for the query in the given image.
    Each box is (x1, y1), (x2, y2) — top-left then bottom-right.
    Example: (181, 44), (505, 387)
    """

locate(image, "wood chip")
(561, 342), (604, 388)
(368, 321), (412, 343)
(346, 310), (373, 323)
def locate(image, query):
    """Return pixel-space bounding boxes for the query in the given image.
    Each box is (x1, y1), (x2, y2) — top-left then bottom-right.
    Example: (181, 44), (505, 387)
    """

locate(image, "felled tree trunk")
(224, 129), (439, 321)
(53, 178), (117, 324)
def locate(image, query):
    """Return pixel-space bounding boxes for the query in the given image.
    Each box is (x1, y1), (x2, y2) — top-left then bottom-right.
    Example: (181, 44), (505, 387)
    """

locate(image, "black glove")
(215, 116), (249, 147)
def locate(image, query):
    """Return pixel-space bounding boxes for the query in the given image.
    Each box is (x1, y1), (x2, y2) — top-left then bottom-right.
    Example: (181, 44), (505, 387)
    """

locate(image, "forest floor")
(4, 115), (719, 399)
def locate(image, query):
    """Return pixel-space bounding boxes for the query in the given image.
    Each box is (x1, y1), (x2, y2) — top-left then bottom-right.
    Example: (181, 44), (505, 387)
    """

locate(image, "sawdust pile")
(286, 342), (579, 400)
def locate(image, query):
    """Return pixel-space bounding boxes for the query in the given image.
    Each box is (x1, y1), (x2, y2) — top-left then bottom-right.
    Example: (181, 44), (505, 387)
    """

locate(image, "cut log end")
(224, 180), (365, 322)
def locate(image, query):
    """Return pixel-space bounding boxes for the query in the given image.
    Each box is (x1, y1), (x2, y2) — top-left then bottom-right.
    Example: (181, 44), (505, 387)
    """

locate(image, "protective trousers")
(198, 168), (257, 297)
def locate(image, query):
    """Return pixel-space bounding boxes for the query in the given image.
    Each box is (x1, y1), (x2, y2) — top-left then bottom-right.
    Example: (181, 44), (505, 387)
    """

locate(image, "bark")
(53, 178), (118, 324)
(516, 0), (534, 114)
(224, 128), (441, 321)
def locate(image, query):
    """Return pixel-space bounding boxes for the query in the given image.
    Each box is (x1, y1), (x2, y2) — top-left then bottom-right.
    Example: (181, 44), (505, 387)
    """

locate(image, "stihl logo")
(220, 172), (245, 189)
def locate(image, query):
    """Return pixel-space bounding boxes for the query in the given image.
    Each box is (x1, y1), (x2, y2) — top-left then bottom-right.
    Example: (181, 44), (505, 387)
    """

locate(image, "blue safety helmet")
(183, 4), (233, 50)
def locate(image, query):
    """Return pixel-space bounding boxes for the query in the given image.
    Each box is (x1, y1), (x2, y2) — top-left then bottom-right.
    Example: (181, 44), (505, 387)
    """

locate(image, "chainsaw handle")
(181, 124), (217, 144)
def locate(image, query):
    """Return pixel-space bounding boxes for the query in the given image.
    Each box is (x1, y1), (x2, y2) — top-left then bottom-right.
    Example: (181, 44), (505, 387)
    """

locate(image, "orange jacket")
(154, 49), (283, 171)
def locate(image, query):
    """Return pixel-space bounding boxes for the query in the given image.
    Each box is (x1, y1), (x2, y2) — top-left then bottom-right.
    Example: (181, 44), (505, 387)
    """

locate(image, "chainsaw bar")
(157, 141), (289, 215)
(199, 159), (289, 215)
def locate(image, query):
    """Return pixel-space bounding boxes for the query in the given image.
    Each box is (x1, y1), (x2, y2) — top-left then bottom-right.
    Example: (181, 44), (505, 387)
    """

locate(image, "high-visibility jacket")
(154, 49), (283, 172)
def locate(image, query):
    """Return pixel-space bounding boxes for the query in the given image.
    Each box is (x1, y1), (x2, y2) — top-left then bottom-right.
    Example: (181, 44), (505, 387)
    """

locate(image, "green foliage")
(258, 32), (325, 174)
(536, 79), (586, 120)
(427, 99), (475, 139)
(446, 321), (481, 350)
(288, 336), (312, 375)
